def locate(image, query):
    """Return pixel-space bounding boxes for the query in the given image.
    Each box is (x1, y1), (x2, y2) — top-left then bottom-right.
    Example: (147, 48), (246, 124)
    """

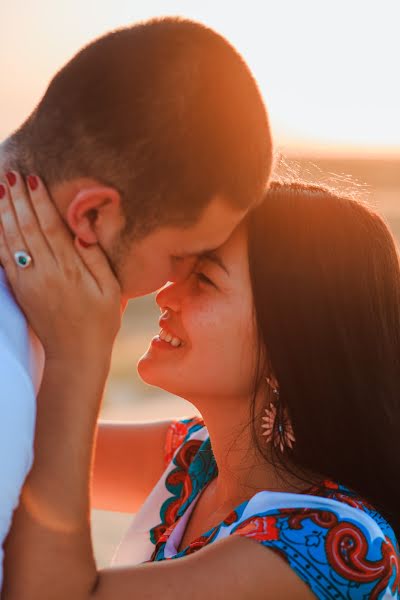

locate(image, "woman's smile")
(159, 328), (184, 347)
(151, 329), (185, 350)
(151, 310), (188, 351)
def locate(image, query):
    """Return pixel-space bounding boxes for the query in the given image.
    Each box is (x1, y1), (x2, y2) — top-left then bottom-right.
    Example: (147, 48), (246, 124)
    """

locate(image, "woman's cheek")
(184, 295), (250, 386)
(203, 297), (256, 394)
(183, 295), (229, 349)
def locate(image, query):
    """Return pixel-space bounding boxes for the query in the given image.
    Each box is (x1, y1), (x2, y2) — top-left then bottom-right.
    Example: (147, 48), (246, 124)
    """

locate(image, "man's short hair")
(10, 17), (272, 237)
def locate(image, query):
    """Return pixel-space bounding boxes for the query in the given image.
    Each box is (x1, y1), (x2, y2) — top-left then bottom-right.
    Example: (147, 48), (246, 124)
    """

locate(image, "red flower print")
(325, 521), (399, 600)
(223, 510), (239, 526)
(233, 515), (280, 542)
(164, 421), (190, 465)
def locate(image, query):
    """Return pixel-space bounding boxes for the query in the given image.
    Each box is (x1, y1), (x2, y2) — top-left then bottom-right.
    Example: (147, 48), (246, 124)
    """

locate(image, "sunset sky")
(1, 0), (399, 157)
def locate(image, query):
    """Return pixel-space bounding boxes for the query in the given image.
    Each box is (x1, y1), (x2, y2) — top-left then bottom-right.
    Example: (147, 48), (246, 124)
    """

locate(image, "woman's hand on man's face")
(0, 172), (122, 362)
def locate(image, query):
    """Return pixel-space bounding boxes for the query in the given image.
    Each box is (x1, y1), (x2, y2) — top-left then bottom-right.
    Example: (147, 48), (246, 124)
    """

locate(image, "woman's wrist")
(45, 347), (112, 370)
(43, 353), (112, 398)
(43, 332), (115, 358)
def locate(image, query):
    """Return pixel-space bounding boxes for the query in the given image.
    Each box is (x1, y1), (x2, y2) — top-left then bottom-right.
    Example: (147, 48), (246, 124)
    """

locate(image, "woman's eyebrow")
(201, 251), (230, 275)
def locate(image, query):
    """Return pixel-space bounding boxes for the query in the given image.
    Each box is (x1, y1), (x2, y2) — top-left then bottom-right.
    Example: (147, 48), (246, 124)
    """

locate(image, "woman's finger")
(4, 172), (52, 261)
(74, 237), (121, 297)
(24, 173), (74, 257)
(0, 180), (32, 263)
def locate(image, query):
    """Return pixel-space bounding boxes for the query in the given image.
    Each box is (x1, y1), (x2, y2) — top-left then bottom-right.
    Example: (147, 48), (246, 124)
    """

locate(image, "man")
(0, 16), (272, 586)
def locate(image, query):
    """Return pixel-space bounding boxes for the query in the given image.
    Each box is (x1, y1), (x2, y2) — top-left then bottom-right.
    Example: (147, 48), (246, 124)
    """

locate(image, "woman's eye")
(195, 272), (215, 287)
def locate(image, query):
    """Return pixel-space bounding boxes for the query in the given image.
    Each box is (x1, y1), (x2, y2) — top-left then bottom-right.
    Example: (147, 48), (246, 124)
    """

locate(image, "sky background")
(1, 0), (399, 157)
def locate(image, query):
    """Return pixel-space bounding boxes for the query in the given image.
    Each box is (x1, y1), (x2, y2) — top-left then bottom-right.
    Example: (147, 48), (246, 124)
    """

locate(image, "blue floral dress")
(113, 416), (400, 599)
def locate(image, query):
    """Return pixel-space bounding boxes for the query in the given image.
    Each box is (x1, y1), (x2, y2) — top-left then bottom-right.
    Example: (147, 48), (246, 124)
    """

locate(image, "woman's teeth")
(159, 328), (183, 348)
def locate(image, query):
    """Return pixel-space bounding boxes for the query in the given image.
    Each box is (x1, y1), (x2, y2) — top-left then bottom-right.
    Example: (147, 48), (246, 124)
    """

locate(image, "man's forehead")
(177, 221), (244, 259)
(167, 201), (246, 258)
(178, 247), (218, 258)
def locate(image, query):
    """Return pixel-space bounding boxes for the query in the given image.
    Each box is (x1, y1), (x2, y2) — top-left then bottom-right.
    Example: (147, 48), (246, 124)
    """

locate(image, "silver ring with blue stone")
(14, 251), (33, 269)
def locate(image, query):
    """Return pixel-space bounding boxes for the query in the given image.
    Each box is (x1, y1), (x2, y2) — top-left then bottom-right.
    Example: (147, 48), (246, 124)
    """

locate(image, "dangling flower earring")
(261, 377), (295, 453)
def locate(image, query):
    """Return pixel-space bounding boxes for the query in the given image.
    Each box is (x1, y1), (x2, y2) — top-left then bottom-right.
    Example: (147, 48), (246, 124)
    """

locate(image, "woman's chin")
(137, 351), (179, 393)
(137, 352), (156, 383)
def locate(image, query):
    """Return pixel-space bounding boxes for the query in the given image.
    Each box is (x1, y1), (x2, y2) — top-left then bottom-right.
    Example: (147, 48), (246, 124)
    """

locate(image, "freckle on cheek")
(193, 303), (220, 328)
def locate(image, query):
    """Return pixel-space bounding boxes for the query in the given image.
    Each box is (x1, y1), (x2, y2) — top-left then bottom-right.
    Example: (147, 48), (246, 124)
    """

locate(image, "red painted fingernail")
(5, 172), (17, 187)
(77, 238), (91, 248)
(27, 174), (38, 191)
(0, 184), (5, 199)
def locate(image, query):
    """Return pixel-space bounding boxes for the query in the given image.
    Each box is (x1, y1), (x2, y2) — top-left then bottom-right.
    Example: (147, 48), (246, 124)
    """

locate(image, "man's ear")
(66, 186), (122, 243)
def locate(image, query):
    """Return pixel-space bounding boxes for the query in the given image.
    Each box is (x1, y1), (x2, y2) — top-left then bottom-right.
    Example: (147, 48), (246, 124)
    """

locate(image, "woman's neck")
(191, 394), (311, 511)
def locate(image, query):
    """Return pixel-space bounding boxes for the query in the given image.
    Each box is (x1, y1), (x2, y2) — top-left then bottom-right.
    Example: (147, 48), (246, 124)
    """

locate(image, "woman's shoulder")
(229, 482), (399, 599)
(236, 480), (399, 551)
(306, 480), (398, 539)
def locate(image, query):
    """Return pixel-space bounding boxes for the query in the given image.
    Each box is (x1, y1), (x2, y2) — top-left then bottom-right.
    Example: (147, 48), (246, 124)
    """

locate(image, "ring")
(14, 250), (33, 269)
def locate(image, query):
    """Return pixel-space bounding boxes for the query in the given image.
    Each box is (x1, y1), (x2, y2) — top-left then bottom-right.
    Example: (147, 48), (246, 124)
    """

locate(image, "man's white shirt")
(0, 267), (44, 588)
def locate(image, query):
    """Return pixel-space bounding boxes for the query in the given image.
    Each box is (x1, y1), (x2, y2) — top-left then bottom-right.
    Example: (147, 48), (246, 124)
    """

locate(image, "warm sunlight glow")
(1, 0), (399, 156)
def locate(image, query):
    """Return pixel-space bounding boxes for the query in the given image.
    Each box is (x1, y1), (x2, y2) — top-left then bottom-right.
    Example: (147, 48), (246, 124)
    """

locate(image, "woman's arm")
(84, 536), (314, 600)
(92, 420), (173, 512)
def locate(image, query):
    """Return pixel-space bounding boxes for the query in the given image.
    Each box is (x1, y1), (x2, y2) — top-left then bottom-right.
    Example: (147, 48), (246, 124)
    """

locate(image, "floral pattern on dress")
(164, 417), (203, 466)
(150, 416), (207, 545)
(231, 507), (399, 599)
(147, 418), (399, 599)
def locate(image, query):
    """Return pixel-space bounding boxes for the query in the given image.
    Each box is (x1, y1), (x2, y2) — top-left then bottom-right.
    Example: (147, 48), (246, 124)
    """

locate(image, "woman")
(0, 174), (399, 600)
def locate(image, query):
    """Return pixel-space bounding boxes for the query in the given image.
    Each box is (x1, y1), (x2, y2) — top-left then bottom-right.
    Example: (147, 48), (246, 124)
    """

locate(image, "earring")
(261, 378), (295, 452)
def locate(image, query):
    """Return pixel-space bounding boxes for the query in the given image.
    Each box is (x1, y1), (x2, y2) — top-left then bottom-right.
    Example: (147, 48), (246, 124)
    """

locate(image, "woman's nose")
(156, 281), (183, 313)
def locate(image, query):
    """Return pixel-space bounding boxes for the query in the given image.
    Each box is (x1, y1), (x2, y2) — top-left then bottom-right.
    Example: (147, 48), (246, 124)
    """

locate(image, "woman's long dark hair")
(248, 180), (400, 539)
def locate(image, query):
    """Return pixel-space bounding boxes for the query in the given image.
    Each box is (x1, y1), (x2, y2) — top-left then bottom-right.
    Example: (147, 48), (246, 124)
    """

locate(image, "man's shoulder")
(0, 267), (45, 394)
(0, 267), (31, 356)
(0, 266), (24, 312)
